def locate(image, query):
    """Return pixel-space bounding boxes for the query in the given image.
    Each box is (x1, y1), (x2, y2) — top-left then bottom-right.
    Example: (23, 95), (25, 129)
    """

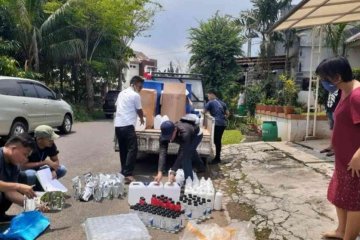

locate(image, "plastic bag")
(0, 211), (50, 240)
(181, 221), (254, 240)
(84, 213), (151, 240)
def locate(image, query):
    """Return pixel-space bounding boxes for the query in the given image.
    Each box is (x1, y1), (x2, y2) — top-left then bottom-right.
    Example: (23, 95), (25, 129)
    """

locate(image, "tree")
(188, 12), (244, 94)
(325, 23), (347, 57)
(65, 0), (157, 111)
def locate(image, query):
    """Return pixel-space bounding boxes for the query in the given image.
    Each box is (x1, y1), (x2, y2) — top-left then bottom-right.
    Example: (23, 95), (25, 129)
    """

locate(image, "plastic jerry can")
(128, 182), (146, 205)
(163, 182), (180, 202)
(135, 117), (146, 131)
(147, 182), (164, 203)
(154, 115), (162, 129)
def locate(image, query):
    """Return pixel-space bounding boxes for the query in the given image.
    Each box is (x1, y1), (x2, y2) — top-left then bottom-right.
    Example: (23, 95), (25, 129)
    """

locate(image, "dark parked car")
(103, 90), (120, 118)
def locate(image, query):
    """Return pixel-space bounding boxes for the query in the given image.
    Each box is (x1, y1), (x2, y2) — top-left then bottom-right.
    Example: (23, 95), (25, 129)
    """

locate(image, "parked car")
(103, 90), (120, 118)
(0, 76), (73, 138)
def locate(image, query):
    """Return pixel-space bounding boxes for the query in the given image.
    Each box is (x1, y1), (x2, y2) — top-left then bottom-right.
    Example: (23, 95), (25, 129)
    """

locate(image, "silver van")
(0, 76), (73, 137)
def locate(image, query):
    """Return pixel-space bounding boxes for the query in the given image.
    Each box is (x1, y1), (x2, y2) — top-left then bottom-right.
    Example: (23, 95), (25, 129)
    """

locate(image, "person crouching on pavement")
(0, 134), (37, 223)
(19, 125), (67, 188)
(154, 117), (205, 183)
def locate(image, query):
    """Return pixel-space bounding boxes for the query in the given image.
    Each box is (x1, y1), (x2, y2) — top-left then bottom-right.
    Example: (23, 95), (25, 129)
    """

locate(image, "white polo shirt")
(114, 87), (142, 127)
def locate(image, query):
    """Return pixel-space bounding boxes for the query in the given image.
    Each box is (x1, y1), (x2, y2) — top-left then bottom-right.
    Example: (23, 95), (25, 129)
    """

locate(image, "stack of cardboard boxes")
(140, 82), (187, 129)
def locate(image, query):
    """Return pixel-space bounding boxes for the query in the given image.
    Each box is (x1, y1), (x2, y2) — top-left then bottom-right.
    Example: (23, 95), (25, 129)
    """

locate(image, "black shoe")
(0, 214), (15, 223)
(209, 158), (221, 165)
(195, 167), (206, 173)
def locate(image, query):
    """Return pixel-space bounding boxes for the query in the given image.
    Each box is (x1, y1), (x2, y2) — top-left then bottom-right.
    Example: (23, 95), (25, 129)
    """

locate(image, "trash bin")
(262, 121), (278, 141)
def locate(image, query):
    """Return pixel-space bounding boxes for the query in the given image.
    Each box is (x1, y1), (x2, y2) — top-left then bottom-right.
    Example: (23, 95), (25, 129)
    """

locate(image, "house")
(122, 51), (157, 89)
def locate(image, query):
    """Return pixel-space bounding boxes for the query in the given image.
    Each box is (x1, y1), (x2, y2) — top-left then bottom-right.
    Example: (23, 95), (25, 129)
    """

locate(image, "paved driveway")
(6, 120), (227, 240)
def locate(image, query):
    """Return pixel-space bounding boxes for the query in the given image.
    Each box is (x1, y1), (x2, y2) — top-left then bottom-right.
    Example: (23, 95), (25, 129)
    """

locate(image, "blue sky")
(131, 0), (301, 72)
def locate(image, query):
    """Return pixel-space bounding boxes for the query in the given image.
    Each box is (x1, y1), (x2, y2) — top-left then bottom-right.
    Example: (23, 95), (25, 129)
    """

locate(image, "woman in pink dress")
(316, 57), (360, 240)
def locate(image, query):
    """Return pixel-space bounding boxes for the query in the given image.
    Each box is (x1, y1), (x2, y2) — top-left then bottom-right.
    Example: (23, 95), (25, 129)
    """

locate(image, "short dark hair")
(130, 76), (144, 85)
(207, 89), (218, 96)
(315, 56), (353, 82)
(5, 133), (35, 150)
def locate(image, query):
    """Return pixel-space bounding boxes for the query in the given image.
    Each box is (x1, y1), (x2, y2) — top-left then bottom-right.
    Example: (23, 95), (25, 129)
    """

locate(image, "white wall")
(256, 113), (331, 142)
(123, 63), (140, 90)
(346, 47), (360, 68)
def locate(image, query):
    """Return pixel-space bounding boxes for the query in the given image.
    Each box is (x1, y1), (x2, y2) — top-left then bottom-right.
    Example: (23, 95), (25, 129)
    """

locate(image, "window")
(19, 83), (38, 98)
(0, 80), (23, 96)
(34, 84), (55, 99)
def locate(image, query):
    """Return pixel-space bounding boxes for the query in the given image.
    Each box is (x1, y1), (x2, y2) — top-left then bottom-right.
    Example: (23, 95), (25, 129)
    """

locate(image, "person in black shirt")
(0, 134), (36, 222)
(154, 118), (205, 183)
(19, 125), (67, 187)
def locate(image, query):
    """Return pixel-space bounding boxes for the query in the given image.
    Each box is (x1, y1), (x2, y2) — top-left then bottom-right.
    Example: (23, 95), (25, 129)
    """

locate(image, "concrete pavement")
(212, 141), (343, 240)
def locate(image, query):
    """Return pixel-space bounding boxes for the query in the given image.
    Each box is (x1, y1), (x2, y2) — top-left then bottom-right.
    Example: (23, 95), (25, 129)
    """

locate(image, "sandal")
(326, 151), (335, 157)
(320, 147), (332, 153)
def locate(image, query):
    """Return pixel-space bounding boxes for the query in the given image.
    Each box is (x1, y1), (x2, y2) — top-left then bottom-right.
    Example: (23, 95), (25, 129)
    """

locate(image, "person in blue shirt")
(204, 89), (229, 164)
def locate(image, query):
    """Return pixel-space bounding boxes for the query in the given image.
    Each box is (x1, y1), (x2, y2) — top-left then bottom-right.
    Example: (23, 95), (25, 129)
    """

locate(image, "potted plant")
(280, 74), (298, 115)
(264, 98), (277, 112)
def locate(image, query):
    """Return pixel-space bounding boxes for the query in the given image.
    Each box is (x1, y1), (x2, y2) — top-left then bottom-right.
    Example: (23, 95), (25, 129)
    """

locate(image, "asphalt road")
(5, 120), (227, 240)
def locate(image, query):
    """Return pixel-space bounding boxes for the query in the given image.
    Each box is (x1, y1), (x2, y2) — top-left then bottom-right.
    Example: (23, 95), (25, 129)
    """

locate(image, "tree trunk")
(85, 63), (94, 112)
(60, 65), (64, 93)
(32, 29), (39, 72)
(71, 63), (79, 103)
(117, 66), (123, 90)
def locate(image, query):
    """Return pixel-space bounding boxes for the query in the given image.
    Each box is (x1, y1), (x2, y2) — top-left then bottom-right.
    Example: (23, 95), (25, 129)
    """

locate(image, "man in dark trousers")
(154, 117), (205, 183)
(205, 89), (229, 164)
(0, 134), (36, 222)
(114, 76), (144, 184)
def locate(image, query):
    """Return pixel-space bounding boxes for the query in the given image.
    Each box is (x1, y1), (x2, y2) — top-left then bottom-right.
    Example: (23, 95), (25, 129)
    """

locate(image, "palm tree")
(325, 23), (347, 57)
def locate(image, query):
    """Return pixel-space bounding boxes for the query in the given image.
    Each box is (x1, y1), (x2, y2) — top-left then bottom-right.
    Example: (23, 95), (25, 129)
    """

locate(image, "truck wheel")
(59, 114), (72, 134)
(10, 121), (28, 137)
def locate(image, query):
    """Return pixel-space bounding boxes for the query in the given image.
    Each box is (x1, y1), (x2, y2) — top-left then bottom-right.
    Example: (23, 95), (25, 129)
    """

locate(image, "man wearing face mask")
(114, 76), (145, 184)
(320, 82), (341, 157)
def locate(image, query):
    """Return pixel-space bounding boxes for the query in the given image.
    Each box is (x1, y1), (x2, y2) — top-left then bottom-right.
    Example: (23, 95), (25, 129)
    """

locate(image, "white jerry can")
(147, 182), (164, 204)
(135, 117), (146, 131)
(128, 182), (147, 205)
(154, 115), (162, 129)
(163, 182), (180, 202)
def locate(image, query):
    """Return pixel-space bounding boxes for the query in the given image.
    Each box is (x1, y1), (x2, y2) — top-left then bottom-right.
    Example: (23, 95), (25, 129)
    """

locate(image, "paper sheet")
(36, 168), (68, 192)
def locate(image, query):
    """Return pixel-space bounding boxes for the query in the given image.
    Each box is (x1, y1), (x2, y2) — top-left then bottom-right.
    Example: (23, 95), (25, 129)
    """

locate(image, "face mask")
(321, 80), (338, 93)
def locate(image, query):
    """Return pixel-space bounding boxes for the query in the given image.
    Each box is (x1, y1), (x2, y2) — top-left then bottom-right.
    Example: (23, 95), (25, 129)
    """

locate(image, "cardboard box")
(161, 83), (186, 122)
(140, 89), (157, 129)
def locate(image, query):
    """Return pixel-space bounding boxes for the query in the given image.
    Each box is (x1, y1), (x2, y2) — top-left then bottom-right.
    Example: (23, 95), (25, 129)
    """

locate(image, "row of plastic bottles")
(180, 194), (213, 223)
(130, 203), (185, 233)
(184, 176), (215, 203)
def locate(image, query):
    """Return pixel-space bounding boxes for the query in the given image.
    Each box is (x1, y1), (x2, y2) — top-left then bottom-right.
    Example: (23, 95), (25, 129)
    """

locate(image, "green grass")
(72, 105), (105, 122)
(222, 130), (244, 145)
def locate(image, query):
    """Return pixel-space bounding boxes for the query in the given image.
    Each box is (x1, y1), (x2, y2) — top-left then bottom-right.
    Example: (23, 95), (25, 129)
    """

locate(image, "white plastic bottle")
(214, 191), (223, 211)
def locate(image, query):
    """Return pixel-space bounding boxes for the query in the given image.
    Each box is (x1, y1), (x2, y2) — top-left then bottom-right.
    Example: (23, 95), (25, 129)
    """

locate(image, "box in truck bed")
(161, 82), (186, 122)
(140, 89), (157, 129)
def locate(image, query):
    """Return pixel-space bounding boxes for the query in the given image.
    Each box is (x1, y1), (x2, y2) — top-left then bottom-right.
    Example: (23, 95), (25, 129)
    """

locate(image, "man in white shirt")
(114, 76), (145, 183)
